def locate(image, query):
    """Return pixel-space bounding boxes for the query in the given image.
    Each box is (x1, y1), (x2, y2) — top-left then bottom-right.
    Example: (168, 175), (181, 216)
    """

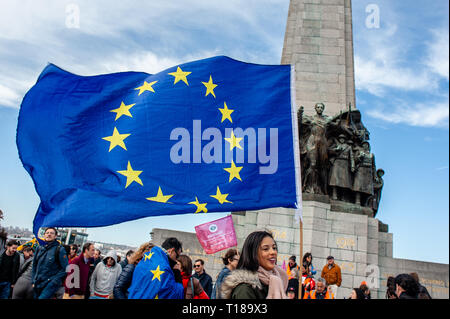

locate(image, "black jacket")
(113, 264), (135, 299)
(0, 251), (21, 284)
(398, 292), (417, 299)
(193, 271), (213, 298)
(418, 284), (432, 299)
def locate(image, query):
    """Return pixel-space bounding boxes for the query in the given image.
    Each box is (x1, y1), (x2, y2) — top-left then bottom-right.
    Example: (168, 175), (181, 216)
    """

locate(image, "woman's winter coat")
(220, 269), (269, 299)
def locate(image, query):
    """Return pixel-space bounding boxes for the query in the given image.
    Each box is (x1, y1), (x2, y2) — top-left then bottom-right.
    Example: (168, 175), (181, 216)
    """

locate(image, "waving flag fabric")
(127, 246), (184, 299)
(17, 56), (301, 235)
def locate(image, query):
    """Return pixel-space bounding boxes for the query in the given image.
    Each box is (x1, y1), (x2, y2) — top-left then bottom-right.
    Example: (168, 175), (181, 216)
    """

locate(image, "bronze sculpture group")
(298, 103), (384, 217)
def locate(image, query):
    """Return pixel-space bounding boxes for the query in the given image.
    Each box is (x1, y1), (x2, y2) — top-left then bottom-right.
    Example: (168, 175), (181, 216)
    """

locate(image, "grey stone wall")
(281, 0), (356, 116)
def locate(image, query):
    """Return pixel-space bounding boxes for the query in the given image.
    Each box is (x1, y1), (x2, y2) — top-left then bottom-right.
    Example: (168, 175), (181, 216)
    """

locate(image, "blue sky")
(0, 0), (448, 263)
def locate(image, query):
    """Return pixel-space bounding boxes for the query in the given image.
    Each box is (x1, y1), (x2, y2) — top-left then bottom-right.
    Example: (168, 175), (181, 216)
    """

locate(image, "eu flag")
(127, 246), (184, 299)
(17, 56), (301, 235)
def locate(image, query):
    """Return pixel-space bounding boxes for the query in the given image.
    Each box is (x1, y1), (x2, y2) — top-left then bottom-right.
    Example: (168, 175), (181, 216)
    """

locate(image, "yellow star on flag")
(144, 252), (154, 261)
(110, 101), (135, 121)
(224, 161), (243, 182)
(189, 197), (208, 213)
(134, 80), (158, 95)
(210, 186), (232, 204)
(218, 102), (234, 123)
(117, 161), (143, 188)
(102, 127), (130, 152)
(202, 75), (217, 98)
(146, 186), (174, 203)
(168, 66), (191, 86)
(150, 265), (165, 281)
(224, 131), (243, 151)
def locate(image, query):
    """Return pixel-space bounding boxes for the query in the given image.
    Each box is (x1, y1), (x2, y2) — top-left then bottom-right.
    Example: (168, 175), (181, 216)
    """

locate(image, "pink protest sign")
(195, 215), (237, 254)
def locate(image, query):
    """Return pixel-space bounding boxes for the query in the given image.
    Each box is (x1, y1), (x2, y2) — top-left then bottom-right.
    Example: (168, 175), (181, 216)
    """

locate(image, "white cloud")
(354, 23), (441, 96)
(355, 55), (435, 96)
(0, 1), (288, 109)
(0, 84), (22, 108)
(367, 101), (449, 128)
(99, 50), (220, 75)
(425, 27), (449, 80)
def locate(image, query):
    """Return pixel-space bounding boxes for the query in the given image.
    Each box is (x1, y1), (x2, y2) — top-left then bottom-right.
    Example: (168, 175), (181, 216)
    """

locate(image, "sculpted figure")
(368, 168), (385, 214)
(299, 103), (334, 195)
(328, 134), (355, 201)
(352, 141), (375, 206)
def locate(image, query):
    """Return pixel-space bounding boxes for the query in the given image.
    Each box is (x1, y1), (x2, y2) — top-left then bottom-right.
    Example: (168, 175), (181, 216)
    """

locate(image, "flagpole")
(299, 220), (303, 299)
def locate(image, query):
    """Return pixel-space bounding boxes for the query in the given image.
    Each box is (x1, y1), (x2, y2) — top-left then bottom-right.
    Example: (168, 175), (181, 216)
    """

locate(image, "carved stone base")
(301, 193), (330, 204)
(330, 199), (374, 217)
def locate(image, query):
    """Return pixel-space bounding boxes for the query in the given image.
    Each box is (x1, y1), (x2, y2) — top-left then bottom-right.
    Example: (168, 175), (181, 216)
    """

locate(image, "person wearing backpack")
(12, 246), (34, 299)
(31, 227), (69, 299)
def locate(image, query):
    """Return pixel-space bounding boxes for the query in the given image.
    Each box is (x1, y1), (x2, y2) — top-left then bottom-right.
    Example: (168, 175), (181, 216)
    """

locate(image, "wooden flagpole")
(299, 220), (303, 299)
(297, 106), (304, 299)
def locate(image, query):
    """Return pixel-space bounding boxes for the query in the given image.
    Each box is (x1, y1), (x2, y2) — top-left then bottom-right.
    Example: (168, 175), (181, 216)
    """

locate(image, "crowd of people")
(0, 227), (433, 300)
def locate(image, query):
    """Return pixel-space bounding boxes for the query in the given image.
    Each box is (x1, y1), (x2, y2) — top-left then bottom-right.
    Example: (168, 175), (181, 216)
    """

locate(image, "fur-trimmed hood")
(220, 269), (262, 299)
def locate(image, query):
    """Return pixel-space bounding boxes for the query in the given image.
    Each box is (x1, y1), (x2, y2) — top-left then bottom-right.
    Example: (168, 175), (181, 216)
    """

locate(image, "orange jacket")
(321, 264), (342, 287)
(303, 290), (334, 299)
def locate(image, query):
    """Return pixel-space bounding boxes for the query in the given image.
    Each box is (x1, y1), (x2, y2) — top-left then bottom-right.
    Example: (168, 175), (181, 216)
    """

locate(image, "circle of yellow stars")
(102, 66), (245, 214)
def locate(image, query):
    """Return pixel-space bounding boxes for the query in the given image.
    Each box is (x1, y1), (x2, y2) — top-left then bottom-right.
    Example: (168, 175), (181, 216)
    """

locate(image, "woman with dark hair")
(211, 248), (239, 299)
(68, 244), (78, 262)
(177, 255), (209, 299)
(220, 231), (288, 299)
(349, 288), (366, 299)
(302, 252), (316, 276)
(385, 276), (397, 299)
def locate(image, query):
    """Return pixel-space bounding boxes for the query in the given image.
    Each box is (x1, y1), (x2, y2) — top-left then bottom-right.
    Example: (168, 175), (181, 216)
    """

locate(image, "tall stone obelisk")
(281, 0), (356, 116)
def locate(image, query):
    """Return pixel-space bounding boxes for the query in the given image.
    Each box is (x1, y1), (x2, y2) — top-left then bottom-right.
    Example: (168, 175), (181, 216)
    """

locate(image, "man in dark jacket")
(193, 259), (213, 297)
(31, 228), (69, 299)
(119, 250), (134, 270)
(0, 239), (20, 299)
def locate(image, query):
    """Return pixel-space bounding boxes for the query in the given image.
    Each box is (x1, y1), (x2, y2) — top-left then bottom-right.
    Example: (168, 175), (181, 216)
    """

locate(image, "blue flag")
(17, 56), (301, 235)
(127, 246), (184, 299)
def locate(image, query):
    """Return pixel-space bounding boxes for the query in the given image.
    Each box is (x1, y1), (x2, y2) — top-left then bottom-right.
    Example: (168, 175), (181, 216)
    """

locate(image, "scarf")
(257, 265), (288, 299)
